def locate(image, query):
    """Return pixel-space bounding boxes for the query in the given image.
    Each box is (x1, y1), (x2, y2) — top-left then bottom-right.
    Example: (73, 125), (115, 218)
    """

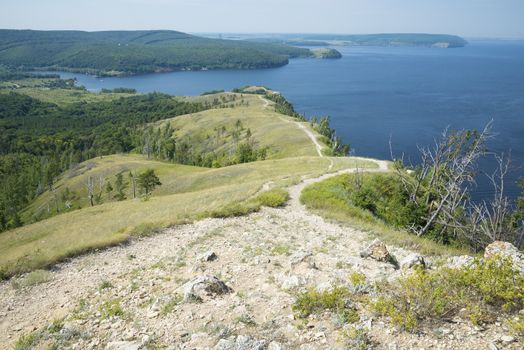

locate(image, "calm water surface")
(52, 40), (524, 199)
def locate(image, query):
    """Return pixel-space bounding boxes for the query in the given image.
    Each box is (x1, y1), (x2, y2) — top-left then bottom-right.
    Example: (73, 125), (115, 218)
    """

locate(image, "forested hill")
(0, 29), (311, 76)
(232, 33), (468, 48)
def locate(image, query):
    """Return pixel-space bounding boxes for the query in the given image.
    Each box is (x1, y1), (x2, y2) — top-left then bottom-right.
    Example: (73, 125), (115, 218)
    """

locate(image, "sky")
(1, 0), (523, 38)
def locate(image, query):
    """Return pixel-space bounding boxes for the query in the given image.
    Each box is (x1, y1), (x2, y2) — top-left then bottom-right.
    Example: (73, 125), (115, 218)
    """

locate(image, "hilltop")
(0, 75), (523, 349)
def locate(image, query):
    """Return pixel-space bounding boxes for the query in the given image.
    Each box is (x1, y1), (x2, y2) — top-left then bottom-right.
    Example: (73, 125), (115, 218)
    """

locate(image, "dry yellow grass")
(3, 155), (376, 278)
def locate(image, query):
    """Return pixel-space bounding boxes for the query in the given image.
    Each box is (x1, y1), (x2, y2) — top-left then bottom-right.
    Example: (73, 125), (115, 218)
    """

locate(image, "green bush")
(371, 255), (524, 331)
(254, 188), (289, 208)
(293, 286), (358, 324)
(14, 332), (40, 350)
(99, 299), (124, 319)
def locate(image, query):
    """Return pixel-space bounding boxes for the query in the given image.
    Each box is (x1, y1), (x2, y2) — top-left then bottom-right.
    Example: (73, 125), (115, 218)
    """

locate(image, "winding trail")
(258, 94), (324, 157)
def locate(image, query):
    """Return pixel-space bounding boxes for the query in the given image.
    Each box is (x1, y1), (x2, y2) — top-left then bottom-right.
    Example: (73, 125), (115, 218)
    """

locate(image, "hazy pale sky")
(1, 0), (523, 38)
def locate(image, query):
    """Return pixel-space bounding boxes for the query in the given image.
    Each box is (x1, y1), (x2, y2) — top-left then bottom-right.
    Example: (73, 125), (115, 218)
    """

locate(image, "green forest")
(0, 88), (214, 230)
(0, 29), (312, 75)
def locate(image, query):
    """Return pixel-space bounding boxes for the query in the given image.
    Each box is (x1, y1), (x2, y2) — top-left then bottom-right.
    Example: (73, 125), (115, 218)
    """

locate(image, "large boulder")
(106, 341), (143, 350)
(484, 241), (524, 273)
(360, 239), (394, 264)
(178, 275), (232, 302)
(400, 253), (426, 270)
(445, 255), (475, 269)
(289, 249), (313, 266)
(215, 335), (272, 350)
(199, 251), (218, 262)
(274, 272), (307, 290)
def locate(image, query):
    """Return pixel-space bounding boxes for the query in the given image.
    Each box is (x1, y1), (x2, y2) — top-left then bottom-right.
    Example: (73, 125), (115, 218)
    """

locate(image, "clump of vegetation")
(342, 326), (372, 350)
(309, 115), (350, 156)
(236, 313), (257, 326)
(209, 188), (289, 218)
(137, 169), (162, 197)
(371, 255), (524, 332)
(98, 280), (113, 291)
(264, 92), (305, 121)
(293, 286), (359, 324)
(14, 331), (41, 350)
(254, 188), (289, 208)
(160, 294), (183, 316)
(11, 269), (52, 289)
(99, 299), (124, 319)
(507, 317), (524, 338)
(271, 243), (291, 256)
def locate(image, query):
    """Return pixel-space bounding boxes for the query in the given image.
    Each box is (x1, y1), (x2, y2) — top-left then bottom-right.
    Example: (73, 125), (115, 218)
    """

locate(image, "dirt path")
(258, 94), (324, 158)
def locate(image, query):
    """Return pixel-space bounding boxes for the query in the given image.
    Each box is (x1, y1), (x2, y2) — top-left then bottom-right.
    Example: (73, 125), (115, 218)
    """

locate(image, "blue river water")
(51, 40), (524, 200)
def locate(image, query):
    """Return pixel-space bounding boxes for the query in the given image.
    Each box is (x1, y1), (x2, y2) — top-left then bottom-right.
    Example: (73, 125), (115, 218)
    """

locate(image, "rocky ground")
(0, 166), (521, 350)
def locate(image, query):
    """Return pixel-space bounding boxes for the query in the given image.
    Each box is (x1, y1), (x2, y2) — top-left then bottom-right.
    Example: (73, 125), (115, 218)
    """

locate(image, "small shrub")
(47, 319), (64, 334)
(14, 331), (40, 350)
(98, 280), (113, 291)
(160, 294), (183, 316)
(236, 313), (257, 326)
(343, 326), (372, 350)
(370, 255), (524, 331)
(293, 286), (357, 324)
(349, 271), (366, 287)
(254, 188), (289, 208)
(99, 299), (124, 319)
(271, 244), (291, 256)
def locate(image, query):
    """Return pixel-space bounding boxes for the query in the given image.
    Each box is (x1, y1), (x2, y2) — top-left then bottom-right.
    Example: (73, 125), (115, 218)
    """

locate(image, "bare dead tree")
(464, 153), (516, 249)
(85, 176), (95, 207)
(391, 122), (494, 238)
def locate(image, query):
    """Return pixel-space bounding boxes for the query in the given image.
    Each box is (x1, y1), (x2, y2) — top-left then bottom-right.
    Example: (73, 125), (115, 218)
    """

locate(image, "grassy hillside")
(1, 155), (375, 278)
(162, 92), (321, 159)
(0, 79), (381, 278)
(0, 29), (312, 75)
(19, 92), (326, 223)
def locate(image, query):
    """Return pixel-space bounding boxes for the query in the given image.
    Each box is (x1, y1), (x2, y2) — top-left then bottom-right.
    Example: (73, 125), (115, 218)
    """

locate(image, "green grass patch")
(253, 188), (290, 208)
(14, 331), (42, 350)
(160, 294), (183, 316)
(98, 280), (113, 291)
(271, 243), (291, 256)
(99, 299), (124, 319)
(11, 269), (52, 289)
(207, 188), (289, 218)
(293, 286), (359, 324)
